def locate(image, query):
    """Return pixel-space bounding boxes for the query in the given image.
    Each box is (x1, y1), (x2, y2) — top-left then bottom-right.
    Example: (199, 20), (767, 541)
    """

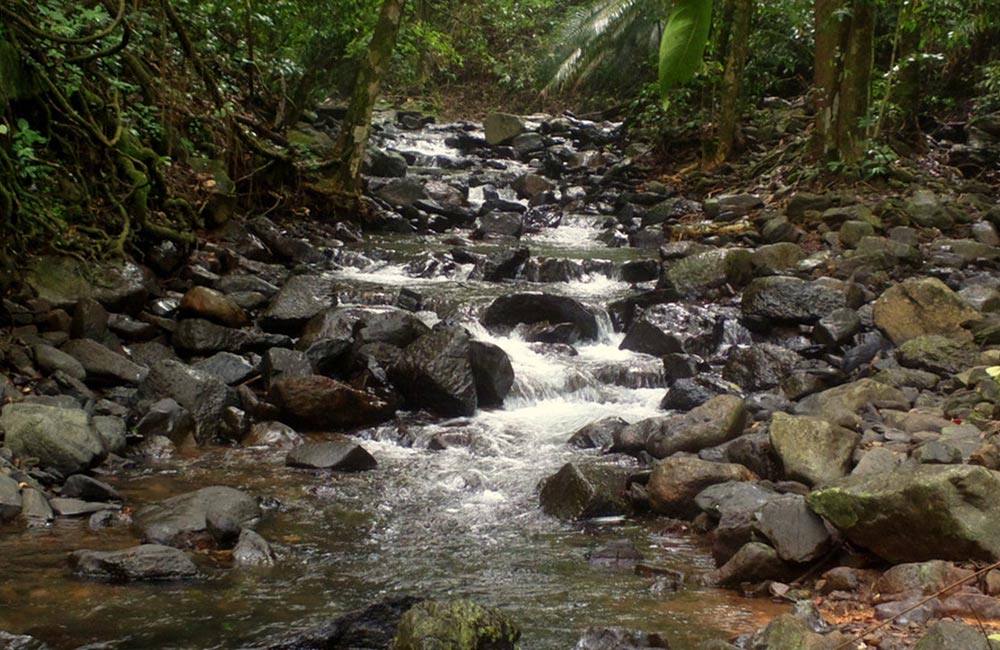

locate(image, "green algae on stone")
(392, 600), (520, 650)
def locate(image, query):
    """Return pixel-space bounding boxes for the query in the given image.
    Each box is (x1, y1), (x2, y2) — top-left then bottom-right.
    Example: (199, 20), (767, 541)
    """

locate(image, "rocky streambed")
(2, 110), (1000, 650)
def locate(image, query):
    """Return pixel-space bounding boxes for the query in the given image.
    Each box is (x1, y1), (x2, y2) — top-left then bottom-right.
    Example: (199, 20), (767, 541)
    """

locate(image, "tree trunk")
(328, 0), (406, 197)
(713, 0), (752, 165)
(812, 0), (874, 163)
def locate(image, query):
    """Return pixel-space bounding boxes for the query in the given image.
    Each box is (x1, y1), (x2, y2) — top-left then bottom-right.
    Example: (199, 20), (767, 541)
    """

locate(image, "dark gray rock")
(574, 627), (669, 649)
(620, 303), (721, 357)
(262, 348), (313, 385)
(138, 360), (238, 444)
(469, 341), (514, 408)
(50, 498), (119, 517)
(913, 620), (992, 650)
(660, 248), (753, 299)
(300, 306), (430, 349)
(260, 595), (422, 650)
(754, 494), (831, 563)
(285, 438), (377, 472)
(134, 486), (260, 548)
(0, 473), (22, 521)
(539, 461), (632, 520)
(61, 475), (122, 503)
(1, 402), (106, 475)
(33, 344), (86, 380)
(722, 344), (801, 391)
(710, 542), (796, 586)
(390, 327), (478, 417)
(244, 421), (304, 448)
(69, 544), (199, 582)
(259, 274), (338, 336)
(19, 487), (53, 523)
(482, 293), (599, 341)
(135, 398), (196, 446)
(696, 480), (780, 563)
(741, 276), (847, 329)
(192, 352), (256, 385)
(471, 247), (530, 282)
(569, 417), (628, 449)
(814, 308), (861, 347)
(61, 338), (147, 384)
(233, 528), (277, 566)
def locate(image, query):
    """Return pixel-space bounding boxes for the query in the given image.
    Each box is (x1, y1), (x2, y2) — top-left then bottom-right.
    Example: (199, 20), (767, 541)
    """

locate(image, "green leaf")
(658, 0), (713, 105)
(0, 125), (7, 136)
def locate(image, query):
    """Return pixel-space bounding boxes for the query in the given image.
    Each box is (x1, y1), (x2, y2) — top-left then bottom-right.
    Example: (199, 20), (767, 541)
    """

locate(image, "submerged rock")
(391, 599), (520, 650)
(69, 544), (199, 582)
(285, 438), (377, 472)
(134, 486), (260, 549)
(481, 293), (599, 341)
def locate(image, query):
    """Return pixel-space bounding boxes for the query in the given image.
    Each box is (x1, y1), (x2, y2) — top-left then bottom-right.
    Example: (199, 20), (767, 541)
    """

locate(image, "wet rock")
(740, 276), (847, 329)
(913, 620), (991, 650)
(471, 247), (530, 282)
(172, 318), (254, 354)
(711, 542), (796, 586)
(588, 539), (644, 568)
(128, 434), (176, 461)
(269, 375), (395, 430)
(539, 461), (632, 520)
(648, 456), (756, 518)
(660, 248), (753, 299)
(873, 278), (979, 345)
(484, 112), (526, 145)
(262, 348), (312, 385)
(723, 344), (801, 391)
(19, 488), (53, 523)
(69, 544), (199, 582)
(248, 217), (323, 263)
(392, 600), (521, 650)
(808, 464), (1000, 562)
(233, 528), (277, 566)
(0, 473), (22, 521)
(61, 338), (146, 384)
(368, 149), (408, 178)
(134, 485), (260, 548)
(1, 402), (106, 475)
(750, 243), (806, 275)
(769, 412), (858, 486)
(625, 395), (747, 459)
(468, 341), (514, 408)
(244, 421), (303, 448)
(754, 494), (831, 562)
(569, 417), (628, 449)
(34, 343), (86, 381)
(746, 613), (847, 650)
(259, 274), (338, 335)
(619, 303), (722, 357)
(473, 212), (524, 239)
(573, 627), (669, 649)
(0, 631), (51, 650)
(135, 398), (196, 446)
(511, 173), (554, 199)
(138, 360), (238, 444)
(180, 286), (250, 328)
(300, 306), (431, 349)
(897, 335), (977, 376)
(696, 480), (780, 563)
(262, 595), (423, 650)
(62, 475), (122, 503)
(286, 438), (377, 471)
(659, 377), (726, 411)
(390, 327), (477, 417)
(192, 351), (256, 385)
(50, 498), (119, 517)
(619, 259), (659, 285)
(813, 308), (860, 347)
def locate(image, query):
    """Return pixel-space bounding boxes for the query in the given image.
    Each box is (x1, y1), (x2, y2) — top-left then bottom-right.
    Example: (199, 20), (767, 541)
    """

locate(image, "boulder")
(619, 303), (722, 357)
(573, 627), (669, 650)
(26, 256), (151, 312)
(905, 189), (952, 229)
(33, 344), (86, 381)
(647, 456), (756, 517)
(482, 293), (599, 341)
(61, 338), (147, 384)
(483, 113), (526, 145)
(539, 461), (632, 520)
(233, 528), (277, 566)
(621, 395), (746, 459)
(135, 398), (196, 446)
(660, 248), (753, 299)
(468, 341), (514, 408)
(134, 486), (260, 548)
(244, 421), (304, 448)
(711, 542), (796, 586)
(1, 402), (106, 475)
(754, 494), (832, 563)
(746, 613), (846, 650)
(180, 286), (249, 328)
(285, 438), (377, 472)
(268, 375), (395, 430)
(808, 464), (1000, 562)
(696, 480), (781, 564)
(262, 348), (313, 385)
(138, 360), (238, 444)
(722, 344), (801, 391)
(62, 475), (122, 503)
(740, 277), (847, 329)
(897, 335), (978, 376)
(873, 278), (978, 345)
(261, 596), (422, 650)
(300, 306), (431, 349)
(260, 274), (338, 335)
(192, 352), (256, 385)
(769, 412), (858, 486)
(0, 473), (22, 521)
(390, 327), (478, 417)
(568, 417), (628, 449)
(69, 544), (199, 582)
(391, 599), (520, 650)
(913, 620), (992, 650)
(794, 379), (910, 428)
(172, 318), (255, 354)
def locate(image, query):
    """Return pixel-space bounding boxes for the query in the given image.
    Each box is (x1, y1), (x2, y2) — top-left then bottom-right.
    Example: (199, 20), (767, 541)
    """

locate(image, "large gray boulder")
(285, 438), (377, 472)
(259, 274), (338, 335)
(134, 486), (260, 548)
(1, 403), (106, 475)
(137, 359), (238, 444)
(619, 303), (722, 357)
(696, 480), (781, 564)
(722, 344), (801, 391)
(873, 278), (978, 345)
(913, 621), (992, 650)
(754, 494), (832, 563)
(794, 378), (910, 428)
(808, 465), (1000, 562)
(660, 248), (753, 299)
(69, 544), (199, 582)
(483, 113), (526, 145)
(619, 395), (747, 459)
(468, 341), (514, 408)
(482, 293), (599, 341)
(390, 327), (478, 417)
(769, 412), (858, 486)
(539, 461), (632, 521)
(61, 338), (147, 384)
(740, 276), (847, 329)
(299, 305), (431, 349)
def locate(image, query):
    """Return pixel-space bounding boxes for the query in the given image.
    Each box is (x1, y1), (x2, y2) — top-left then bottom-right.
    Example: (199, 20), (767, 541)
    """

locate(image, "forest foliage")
(1, 0), (999, 267)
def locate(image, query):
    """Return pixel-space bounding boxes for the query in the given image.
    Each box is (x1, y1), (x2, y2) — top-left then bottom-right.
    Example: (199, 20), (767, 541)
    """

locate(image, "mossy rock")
(392, 600), (520, 650)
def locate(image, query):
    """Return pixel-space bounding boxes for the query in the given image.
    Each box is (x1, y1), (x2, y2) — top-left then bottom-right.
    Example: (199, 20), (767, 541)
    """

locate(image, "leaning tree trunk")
(812, 0), (874, 164)
(328, 0), (406, 198)
(713, 0), (752, 165)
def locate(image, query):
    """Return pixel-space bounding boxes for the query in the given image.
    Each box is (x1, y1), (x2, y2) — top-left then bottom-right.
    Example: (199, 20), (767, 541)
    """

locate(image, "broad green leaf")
(658, 0), (713, 105)
(0, 125), (7, 136)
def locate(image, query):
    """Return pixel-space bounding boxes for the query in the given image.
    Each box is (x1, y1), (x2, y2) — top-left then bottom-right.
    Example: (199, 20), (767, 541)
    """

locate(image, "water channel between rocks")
(0, 117), (789, 649)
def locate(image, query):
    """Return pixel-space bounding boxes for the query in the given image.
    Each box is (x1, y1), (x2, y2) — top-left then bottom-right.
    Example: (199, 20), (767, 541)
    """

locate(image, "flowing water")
(0, 117), (787, 649)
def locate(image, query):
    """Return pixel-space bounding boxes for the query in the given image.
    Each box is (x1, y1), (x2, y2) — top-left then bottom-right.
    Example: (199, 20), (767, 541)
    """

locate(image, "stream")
(0, 115), (788, 649)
